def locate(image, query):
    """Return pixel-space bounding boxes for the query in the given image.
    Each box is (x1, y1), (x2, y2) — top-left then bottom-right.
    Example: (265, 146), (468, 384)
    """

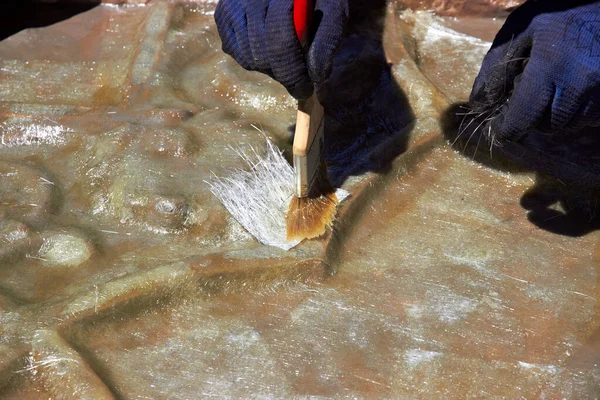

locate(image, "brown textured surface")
(64, 0), (526, 15)
(400, 0), (525, 16)
(0, 1), (598, 399)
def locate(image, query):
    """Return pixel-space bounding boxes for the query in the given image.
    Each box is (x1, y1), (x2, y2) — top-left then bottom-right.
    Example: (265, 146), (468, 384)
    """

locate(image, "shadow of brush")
(442, 102), (600, 237)
(312, 0), (416, 187)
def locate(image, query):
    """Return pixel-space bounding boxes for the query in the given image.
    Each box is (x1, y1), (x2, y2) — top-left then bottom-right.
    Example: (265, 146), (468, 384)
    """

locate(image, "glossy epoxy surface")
(0, 1), (599, 398)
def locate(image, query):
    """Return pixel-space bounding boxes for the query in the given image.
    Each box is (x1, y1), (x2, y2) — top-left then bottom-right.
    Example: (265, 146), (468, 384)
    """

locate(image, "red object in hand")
(293, 0), (314, 45)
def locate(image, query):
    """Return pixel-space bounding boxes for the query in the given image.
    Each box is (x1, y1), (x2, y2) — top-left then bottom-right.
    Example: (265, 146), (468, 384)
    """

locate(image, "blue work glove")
(469, 0), (600, 143)
(214, 0), (349, 100)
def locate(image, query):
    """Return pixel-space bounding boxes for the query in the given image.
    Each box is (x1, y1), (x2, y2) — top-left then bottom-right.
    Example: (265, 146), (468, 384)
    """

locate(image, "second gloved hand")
(469, 0), (600, 143)
(215, 0), (349, 100)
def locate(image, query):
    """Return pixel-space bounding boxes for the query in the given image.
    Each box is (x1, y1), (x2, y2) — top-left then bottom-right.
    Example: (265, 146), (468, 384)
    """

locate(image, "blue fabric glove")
(469, 0), (600, 143)
(215, 0), (349, 99)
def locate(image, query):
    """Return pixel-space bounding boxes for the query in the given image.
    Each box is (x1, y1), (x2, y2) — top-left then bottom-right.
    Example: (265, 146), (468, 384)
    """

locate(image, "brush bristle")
(286, 159), (339, 241)
(209, 135), (348, 250)
(286, 192), (338, 240)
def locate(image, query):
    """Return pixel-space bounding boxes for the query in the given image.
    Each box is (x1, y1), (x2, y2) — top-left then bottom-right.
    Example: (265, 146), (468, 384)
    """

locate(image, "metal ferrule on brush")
(294, 154), (309, 197)
(292, 91), (325, 199)
(293, 121), (324, 198)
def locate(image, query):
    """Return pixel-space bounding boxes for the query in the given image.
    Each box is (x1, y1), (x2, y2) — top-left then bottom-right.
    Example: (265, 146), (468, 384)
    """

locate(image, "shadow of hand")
(520, 178), (600, 237)
(443, 103), (600, 238)
(315, 0), (415, 187)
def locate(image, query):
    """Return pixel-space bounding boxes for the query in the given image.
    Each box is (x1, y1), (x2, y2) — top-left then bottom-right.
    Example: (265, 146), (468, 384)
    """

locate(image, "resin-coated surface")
(0, 1), (598, 398)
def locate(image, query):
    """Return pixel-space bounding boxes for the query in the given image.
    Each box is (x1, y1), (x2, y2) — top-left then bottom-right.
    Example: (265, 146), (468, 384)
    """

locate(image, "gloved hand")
(469, 0), (600, 143)
(215, 0), (349, 100)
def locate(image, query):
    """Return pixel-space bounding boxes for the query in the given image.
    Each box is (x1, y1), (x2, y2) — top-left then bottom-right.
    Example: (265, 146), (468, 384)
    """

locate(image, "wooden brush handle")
(293, 92), (324, 157)
(292, 0), (321, 158)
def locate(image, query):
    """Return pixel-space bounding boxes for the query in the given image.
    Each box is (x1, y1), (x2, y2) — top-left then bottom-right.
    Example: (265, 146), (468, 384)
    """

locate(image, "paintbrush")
(209, 0), (345, 250)
(286, 0), (339, 241)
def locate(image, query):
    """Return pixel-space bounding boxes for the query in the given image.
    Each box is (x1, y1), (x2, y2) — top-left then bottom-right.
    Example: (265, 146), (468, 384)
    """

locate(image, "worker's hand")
(469, 0), (600, 142)
(214, 0), (348, 100)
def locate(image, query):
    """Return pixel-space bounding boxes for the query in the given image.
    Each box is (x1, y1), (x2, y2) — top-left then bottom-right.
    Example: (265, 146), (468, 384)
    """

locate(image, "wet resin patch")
(0, 1), (598, 398)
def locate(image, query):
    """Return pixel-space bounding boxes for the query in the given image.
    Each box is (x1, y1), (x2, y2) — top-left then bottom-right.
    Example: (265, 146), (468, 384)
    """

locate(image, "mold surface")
(1, 0), (599, 398)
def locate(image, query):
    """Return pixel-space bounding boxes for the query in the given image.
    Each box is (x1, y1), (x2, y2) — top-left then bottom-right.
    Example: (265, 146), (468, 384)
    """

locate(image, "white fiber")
(208, 137), (348, 251)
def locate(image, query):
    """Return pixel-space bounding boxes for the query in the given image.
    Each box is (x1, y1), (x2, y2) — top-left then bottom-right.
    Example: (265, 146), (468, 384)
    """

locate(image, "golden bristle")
(286, 159), (339, 241)
(286, 191), (338, 241)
